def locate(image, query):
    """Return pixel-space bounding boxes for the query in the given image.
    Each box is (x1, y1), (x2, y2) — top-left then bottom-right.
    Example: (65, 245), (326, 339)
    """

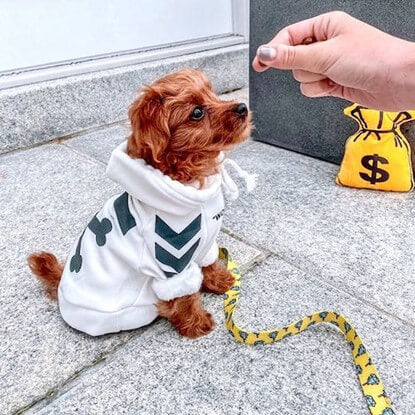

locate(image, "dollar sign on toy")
(359, 154), (389, 185)
(336, 104), (415, 192)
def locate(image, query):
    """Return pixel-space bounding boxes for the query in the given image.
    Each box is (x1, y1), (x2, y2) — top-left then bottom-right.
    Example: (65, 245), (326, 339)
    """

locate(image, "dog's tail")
(27, 252), (63, 300)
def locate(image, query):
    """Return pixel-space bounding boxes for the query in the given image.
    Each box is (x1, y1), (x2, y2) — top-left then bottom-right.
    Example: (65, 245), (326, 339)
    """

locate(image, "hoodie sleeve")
(151, 262), (203, 301)
(198, 241), (219, 267)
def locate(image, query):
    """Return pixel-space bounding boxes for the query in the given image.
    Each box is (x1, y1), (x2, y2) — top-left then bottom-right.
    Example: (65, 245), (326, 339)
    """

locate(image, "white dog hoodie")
(58, 141), (255, 336)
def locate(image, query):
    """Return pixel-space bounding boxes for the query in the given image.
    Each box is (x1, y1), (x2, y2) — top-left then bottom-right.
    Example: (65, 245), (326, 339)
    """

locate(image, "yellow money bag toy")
(336, 103), (415, 191)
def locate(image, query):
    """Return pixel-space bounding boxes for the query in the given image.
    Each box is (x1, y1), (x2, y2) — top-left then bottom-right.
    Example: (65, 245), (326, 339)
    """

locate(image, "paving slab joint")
(60, 141), (108, 167)
(12, 332), (138, 415)
(221, 226), (415, 332)
(221, 226), (272, 261)
(263, 248), (415, 333)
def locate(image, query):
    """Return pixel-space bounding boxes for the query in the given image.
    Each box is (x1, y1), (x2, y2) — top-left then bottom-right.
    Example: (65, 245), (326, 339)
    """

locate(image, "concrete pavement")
(1, 89), (414, 414)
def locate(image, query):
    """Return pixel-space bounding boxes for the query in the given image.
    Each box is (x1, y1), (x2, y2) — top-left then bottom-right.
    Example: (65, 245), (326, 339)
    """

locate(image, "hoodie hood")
(106, 141), (223, 216)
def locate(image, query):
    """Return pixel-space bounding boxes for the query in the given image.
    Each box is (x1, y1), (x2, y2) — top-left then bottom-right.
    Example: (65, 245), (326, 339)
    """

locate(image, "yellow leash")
(220, 248), (395, 415)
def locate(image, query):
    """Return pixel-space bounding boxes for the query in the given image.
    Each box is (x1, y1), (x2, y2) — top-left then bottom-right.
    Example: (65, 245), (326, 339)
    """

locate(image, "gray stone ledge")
(0, 44), (248, 155)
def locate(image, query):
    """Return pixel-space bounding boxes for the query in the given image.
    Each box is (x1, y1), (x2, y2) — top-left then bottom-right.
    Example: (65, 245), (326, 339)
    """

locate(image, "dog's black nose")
(234, 103), (248, 117)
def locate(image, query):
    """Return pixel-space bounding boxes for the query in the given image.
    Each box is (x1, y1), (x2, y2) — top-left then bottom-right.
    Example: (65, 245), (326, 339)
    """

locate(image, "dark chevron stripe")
(155, 239), (200, 274)
(155, 214), (201, 250)
(114, 192), (136, 235)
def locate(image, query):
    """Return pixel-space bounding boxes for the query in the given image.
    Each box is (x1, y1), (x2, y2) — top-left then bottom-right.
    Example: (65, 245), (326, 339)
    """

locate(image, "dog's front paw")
(177, 310), (214, 339)
(202, 262), (235, 294)
(157, 293), (215, 339)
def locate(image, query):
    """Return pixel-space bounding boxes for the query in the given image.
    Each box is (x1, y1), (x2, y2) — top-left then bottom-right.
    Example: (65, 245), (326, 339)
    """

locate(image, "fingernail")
(257, 45), (276, 62)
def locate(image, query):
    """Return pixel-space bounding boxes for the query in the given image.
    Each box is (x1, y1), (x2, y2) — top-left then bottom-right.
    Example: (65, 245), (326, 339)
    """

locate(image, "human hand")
(252, 11), (415, 111)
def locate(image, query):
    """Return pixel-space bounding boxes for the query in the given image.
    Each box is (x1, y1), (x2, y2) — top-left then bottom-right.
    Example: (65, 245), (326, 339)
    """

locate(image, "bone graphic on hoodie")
(69, 192), (137, 273)
(57, 141), (256, 336)
(88, 215), (113, 246)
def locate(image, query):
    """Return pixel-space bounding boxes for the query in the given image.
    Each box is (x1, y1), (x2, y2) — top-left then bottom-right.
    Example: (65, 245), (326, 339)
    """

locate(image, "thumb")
(257, 43), (330, 73)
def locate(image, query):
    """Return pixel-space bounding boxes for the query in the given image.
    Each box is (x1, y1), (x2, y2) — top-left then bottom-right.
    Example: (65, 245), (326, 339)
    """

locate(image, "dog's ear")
(127, 86), (170, 165)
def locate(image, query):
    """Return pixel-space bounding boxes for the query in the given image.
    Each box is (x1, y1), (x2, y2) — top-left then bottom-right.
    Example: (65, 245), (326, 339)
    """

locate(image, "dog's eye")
(190, 106), (204, 121)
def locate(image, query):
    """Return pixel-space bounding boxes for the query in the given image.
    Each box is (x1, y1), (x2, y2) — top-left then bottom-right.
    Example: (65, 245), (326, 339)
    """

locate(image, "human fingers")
(253, 11), (353, 72)
(299, 79), (339, 97)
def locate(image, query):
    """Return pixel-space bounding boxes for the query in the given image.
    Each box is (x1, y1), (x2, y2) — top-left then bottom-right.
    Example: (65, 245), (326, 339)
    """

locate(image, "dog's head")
(127, 69), (252, 185)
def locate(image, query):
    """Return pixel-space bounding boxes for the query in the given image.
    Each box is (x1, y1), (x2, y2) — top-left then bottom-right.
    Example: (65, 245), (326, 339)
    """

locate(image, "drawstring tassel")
(220, 158), (258, 201)
(222, 158), (257, 192)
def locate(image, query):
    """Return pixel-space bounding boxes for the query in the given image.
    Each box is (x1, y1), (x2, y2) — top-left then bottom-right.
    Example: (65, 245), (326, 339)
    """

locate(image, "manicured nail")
(257, 45), (276, 62)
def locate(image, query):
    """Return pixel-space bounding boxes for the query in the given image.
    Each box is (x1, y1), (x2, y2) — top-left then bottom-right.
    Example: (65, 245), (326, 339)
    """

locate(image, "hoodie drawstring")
(220, 158), (257, 201)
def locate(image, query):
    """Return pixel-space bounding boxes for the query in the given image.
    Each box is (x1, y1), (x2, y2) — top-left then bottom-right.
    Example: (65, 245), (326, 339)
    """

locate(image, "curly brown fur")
(201, 261), (235, 294)
(157, 293), (214, 338)
(127, 69), (252, 186)
(27, 252), (63, 300)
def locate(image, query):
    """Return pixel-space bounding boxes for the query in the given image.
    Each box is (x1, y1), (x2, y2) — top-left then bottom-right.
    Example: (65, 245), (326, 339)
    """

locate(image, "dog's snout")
(234, 103), (248, 117)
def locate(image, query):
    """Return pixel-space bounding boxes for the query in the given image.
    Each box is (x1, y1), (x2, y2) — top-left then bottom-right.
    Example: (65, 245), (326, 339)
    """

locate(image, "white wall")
(0, 0), (233, 73)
